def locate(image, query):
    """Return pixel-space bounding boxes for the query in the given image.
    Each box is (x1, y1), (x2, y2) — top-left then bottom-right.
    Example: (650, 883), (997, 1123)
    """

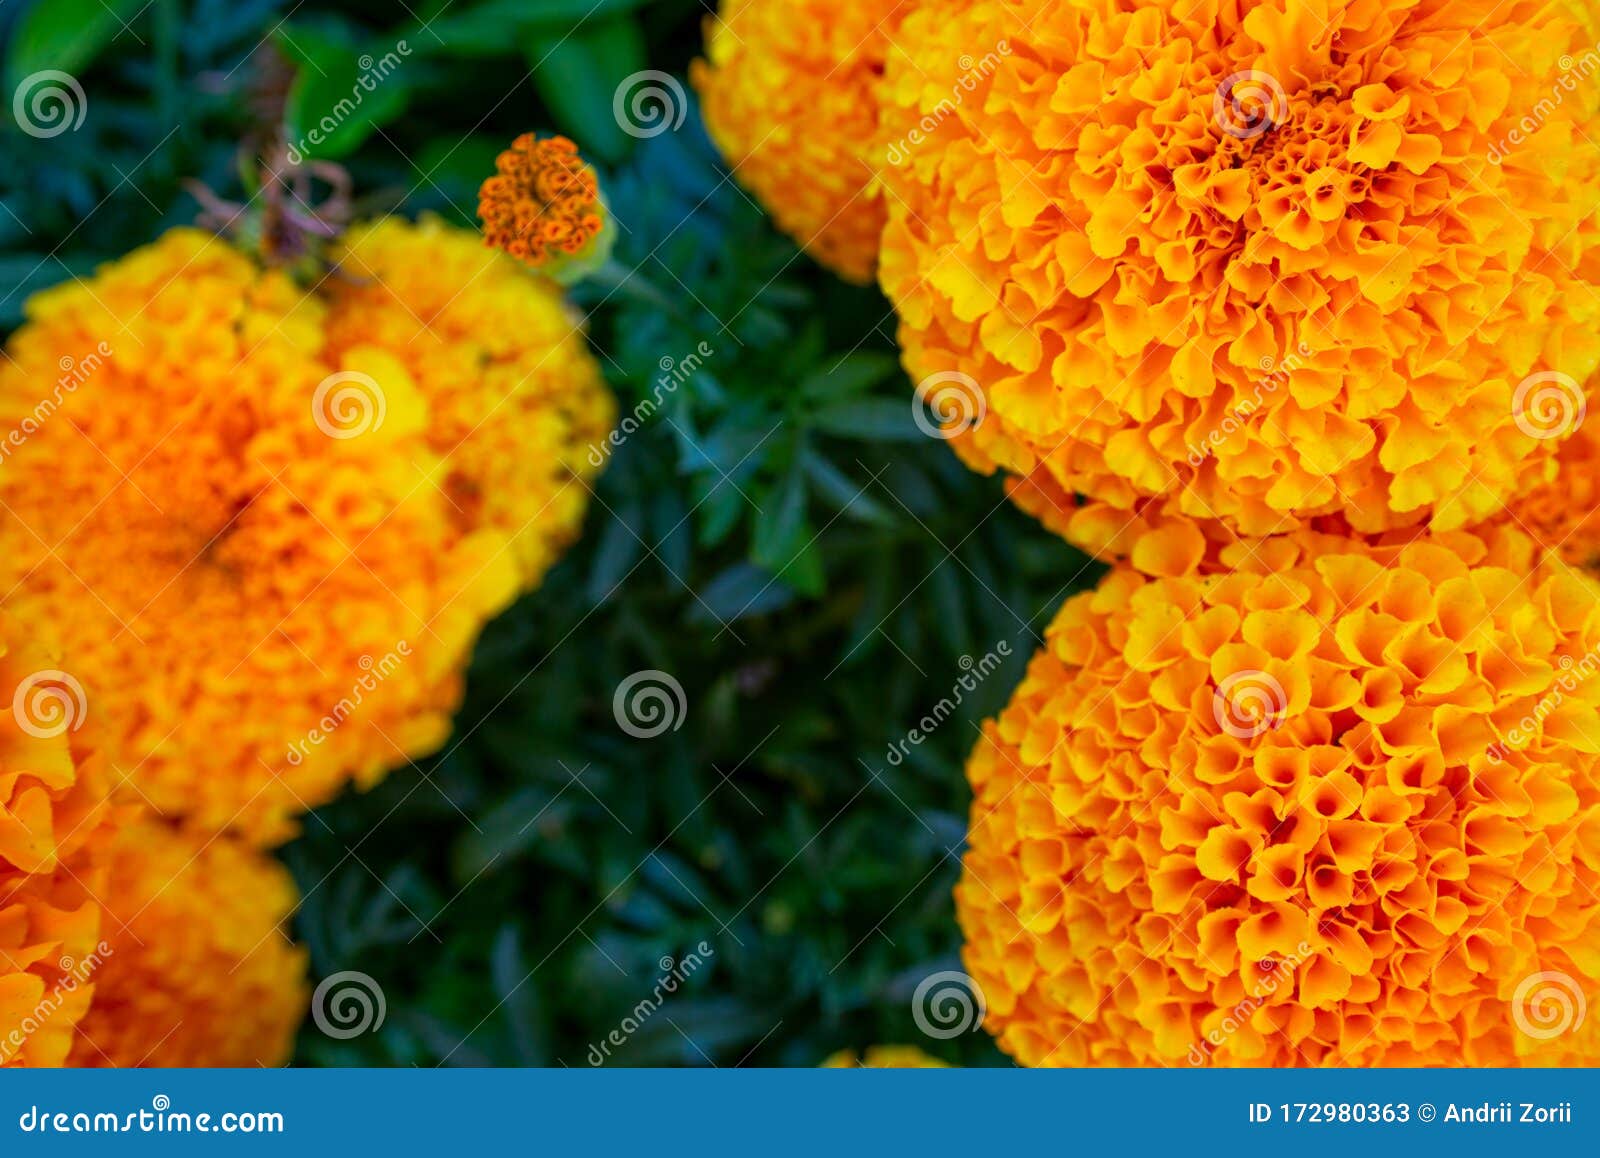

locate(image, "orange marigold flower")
(0, 619), (115, 1068)
(692, 0), (909, 284)
(477, 134), (612, 282)
(960, 520), (1600, 1066)
(70, 814), (306, 1067)
(0, 223), (612, 843)
(821, 1046), (950, 1067)
(879, 0), (1600, 538)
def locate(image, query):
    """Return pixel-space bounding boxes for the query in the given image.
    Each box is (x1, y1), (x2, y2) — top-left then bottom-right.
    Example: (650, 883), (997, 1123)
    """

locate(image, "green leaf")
(5, 0), (144, 91)
(751, 463), (823, 597)
(278, 26), (413, 160)
(418, 0), (658, 52)
(798, 352), (900, 401)
(811, 398), (924, 442)
(526, 17), (647, 164)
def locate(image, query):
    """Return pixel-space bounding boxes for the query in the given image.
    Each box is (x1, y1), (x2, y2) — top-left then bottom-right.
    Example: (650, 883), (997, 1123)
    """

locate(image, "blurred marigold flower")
(70, 814), (307, 1067)
(692, 0), (909, 284)
(477, 134), (613, 283)
(878, 0), (1600, 539)
(0, 618), (115, 1068)
(960, 519), (1600, 1066)
(0, 222), (613, 842)
(822, 1046), (951, 1067)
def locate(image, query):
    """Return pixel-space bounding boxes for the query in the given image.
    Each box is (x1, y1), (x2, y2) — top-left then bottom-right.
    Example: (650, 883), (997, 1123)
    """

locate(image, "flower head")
(70, 814), (307, 1067)
(821, 1046), (950, 1067)
(880, 0), (1600, 538)
(0, 223), (611, 842)
(960, 520), (1600, 1066)
(0, 616), (115, 1068)
(692, 0), (909, 284)
(477, 134), (612, 282)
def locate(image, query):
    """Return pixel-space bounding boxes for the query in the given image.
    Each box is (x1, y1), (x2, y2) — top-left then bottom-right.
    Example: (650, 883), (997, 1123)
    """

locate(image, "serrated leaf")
(798, 352), (899, 400)
(811, 398), (924, 442)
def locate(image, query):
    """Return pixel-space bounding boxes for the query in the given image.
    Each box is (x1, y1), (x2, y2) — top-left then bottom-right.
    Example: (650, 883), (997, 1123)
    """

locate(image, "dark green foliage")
(3, 0), (1102, 1066)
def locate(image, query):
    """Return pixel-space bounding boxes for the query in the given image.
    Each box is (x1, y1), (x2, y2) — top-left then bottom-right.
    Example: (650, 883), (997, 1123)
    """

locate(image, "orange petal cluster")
(691, 0), (910, 284)
(0, 223), (612, 842)
(959, 520), (1600, 1066)
(69, 814), (306, 1067)
(877, 0), (1600, 538)
(477, 135), (608, 277)
(0, 618), (115, 1068)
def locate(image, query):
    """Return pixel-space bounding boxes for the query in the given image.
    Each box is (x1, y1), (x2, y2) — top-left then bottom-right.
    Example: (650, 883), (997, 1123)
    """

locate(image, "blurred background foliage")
(1, 0), (1102, 1065)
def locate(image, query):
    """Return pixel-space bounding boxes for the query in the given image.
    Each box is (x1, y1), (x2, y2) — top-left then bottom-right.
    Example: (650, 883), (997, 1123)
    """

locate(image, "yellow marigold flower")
(0, 223), (612, 843)
(0, 618), (115, 1068)
(70, 814), (306, 1067)
(879, 0), (1600, 537)
(961, 521), (1600, 1066)
(1498, 391), (1600, 568)
(822, 1046), (950, 1067)
(692, 0), (906, 284)
(477, 134), (613, 282)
